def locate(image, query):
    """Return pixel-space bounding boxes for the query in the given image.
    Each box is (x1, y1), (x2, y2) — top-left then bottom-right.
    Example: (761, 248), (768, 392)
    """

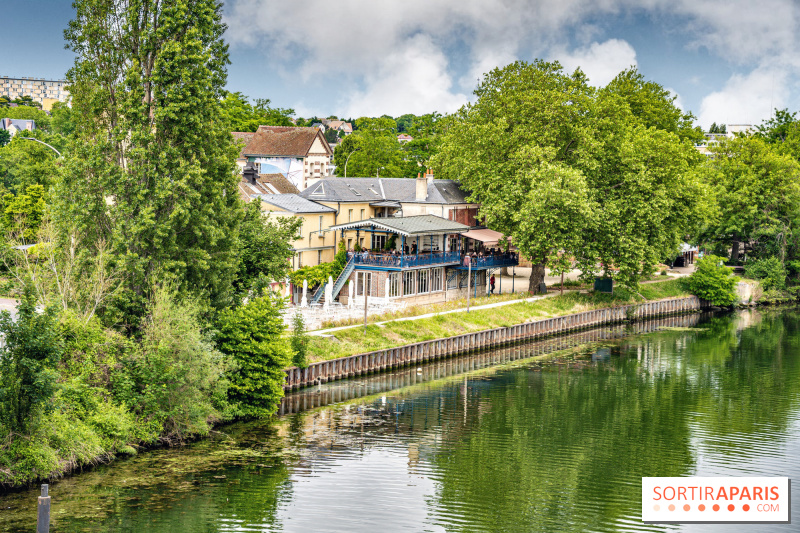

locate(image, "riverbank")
(307, 278), (690, 362)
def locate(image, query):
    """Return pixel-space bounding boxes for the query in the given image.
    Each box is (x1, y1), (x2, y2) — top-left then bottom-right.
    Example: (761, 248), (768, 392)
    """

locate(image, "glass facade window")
(431, 268), (443, 292)
(403, 271), (415, 295)
(418, 269), (429, 293)
(389, 273), (400, 297)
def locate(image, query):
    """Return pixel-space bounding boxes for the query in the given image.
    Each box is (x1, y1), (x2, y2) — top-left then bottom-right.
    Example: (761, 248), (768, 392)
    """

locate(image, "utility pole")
(467, 258), (471, 313)
(363, 274), (369, 333)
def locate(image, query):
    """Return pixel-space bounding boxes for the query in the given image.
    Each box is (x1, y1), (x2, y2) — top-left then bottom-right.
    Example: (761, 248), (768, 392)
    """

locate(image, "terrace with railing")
(351, 250), (462, 269)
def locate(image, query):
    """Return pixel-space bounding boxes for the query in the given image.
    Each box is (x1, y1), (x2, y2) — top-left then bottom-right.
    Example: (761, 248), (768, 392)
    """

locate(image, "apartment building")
(1, 76), (69, 110)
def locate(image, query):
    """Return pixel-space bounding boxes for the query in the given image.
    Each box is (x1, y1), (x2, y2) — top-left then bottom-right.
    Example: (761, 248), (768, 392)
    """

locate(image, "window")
(357, 272), (372, 296)
(319, 215), (323, 231)
(389, 273), (400, 297)
(297, 252), (303, 268)
(403, 271), (415, 295)
(318, 250), (323, 264)
(418, 269), (429, 293)
(431, 268), (443, 292)
(360, 238), (364, 248)
(296, 220), (303, 239)
(360, 209), (365, 220)
(347, 238), (353, 249)
(372, 234), (387, 250)
(348, 209), (353, 222)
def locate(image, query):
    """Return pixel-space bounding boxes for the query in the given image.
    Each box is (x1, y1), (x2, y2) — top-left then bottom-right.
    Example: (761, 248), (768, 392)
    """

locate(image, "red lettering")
(705, 487), (714, 500)
(770, 487), (779, 500)
(664, 487), (675, 500)
(729, 487), (739, 499)
(654, 487), (662, 501)
(740, 487), (750, 500)
(678, 487), (686, 500)
(690, 486), (698, 499)
(716, 487), (728, 500)
(753, 487), (763, 500)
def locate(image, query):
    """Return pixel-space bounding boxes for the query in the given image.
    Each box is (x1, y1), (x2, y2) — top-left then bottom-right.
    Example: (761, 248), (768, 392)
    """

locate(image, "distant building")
(242, 126), (333, 191)
(1, 76), (69, 110)
(238, 162), (300, 201)
(397, 133), (413, 143)
(0, 118), (36, 137)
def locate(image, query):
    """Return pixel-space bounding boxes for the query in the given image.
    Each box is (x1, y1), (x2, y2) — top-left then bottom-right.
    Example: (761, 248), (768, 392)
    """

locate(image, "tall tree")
(434, 60), (597, 292)
(60, 0), (243, 329)
(220, 91), (295, 132)
(700, 135), (800, 263)
(603, 68), (703, 144)
(333, 117), (404, 177)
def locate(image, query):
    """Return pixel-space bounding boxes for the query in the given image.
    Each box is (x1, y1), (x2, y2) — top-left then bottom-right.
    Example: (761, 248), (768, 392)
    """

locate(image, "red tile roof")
(243, 126), (331, 157)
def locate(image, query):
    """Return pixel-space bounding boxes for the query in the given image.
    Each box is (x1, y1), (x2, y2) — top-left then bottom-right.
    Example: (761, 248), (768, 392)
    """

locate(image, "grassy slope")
(307, 279), (690, 361)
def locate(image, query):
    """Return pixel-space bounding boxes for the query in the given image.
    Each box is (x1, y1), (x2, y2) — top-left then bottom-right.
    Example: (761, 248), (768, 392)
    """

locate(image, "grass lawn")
(307, 278), (691, 362)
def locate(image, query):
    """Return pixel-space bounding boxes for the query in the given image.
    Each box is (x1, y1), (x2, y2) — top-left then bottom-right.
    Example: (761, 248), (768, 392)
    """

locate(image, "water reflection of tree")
(422, 310), (800, 531)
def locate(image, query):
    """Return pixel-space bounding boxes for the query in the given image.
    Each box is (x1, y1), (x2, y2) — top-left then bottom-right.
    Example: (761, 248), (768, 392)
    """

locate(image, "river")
(2, 308), (799, 532)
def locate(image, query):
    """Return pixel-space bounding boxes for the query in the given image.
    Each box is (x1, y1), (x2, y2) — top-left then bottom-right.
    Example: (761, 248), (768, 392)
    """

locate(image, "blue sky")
(4, 0), (800, 129)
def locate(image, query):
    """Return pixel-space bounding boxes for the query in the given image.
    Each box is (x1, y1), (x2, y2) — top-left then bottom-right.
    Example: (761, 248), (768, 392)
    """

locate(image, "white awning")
(462, 228), (508, 245)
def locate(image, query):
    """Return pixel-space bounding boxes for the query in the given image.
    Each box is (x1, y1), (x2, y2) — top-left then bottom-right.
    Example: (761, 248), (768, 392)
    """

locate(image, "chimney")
(426, 167), (434, 184)
(416, 171), (428, 201)
(243, 162), (258, 185)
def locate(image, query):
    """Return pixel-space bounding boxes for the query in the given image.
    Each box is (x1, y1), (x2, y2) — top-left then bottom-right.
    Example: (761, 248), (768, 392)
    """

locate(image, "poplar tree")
(59, 0), (242, 328)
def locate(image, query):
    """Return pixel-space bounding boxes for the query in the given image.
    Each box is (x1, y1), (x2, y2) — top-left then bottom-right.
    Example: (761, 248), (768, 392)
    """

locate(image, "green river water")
(2, 308), (800, 532)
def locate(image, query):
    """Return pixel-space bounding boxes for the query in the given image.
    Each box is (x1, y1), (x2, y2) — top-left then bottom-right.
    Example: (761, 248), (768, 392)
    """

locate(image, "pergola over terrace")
(329, 214), (470, 270)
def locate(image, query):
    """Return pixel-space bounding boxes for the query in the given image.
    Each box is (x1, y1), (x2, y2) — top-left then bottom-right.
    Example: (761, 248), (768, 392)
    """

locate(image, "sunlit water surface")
(2, 309), (800, 532)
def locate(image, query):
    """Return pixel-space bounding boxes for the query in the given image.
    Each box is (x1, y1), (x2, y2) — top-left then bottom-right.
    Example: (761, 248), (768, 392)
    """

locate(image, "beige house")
(299, 169), (481, 251)
(243, 126), (333, 191)
(256, 193), (338, 270)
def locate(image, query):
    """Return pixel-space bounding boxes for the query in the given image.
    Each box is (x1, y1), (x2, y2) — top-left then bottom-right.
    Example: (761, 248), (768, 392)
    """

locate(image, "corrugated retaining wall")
(284, 295), (706, 391)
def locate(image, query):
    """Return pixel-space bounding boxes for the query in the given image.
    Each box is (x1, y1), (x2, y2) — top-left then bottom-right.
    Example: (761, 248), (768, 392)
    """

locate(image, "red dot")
(713, 504), (720, 511)
(683, 504), (691, 511)
(668, 504), (676, 511)
(728, 504), (735, 511)
(743, 504), (750, 512)
(698, 504), (706, 511)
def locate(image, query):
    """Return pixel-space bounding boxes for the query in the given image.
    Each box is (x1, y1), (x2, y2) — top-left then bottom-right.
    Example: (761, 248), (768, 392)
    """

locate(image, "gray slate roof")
(255, 193), (335, 214)
(329, 214), (469, 236)
(300, 177), (472, 205)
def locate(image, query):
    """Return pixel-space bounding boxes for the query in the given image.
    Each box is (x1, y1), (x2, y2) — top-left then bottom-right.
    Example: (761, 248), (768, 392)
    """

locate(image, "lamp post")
(19, 137), (62, 157)
(344, 148), (360, 178)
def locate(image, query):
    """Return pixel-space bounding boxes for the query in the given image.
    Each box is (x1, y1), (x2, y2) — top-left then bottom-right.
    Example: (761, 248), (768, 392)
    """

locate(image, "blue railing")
(351, 251), (462, 269)
(455, 254), (519, 269)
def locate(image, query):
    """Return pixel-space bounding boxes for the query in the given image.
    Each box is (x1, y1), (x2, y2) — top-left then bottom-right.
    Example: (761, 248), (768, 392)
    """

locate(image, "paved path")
(310, 291), (561, 336)
(0, 297), (17, 318)
(309, 269), (692, 337)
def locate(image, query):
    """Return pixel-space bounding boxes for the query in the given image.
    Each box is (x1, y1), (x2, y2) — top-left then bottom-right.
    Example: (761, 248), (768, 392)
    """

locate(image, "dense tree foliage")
(235, 200), (300, 298)
(0, 288), (63, 433)
(60, 0), (243, 328)
(434, 60), (706, 291)
(216, 295), (292, 418)
(2, 183), (46, 242)
(682, 255), (738, 306)
(220, 91), (295, 132)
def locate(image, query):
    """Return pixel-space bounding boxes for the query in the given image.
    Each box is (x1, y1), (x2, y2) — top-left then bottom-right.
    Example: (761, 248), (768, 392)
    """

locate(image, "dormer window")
(311, 183), (325, 196)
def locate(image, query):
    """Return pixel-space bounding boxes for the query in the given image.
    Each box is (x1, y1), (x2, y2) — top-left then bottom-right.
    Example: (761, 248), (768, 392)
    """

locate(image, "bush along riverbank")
(0, 288), (293, 490)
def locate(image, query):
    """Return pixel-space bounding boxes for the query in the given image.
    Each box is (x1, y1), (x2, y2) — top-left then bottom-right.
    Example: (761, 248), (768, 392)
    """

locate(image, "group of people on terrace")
(345, 245), (518, 268)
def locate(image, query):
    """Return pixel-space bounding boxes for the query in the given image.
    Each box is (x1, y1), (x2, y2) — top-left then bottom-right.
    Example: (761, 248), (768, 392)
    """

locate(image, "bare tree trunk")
(730, 239), (740, 263)
(528, 262), (546, 294)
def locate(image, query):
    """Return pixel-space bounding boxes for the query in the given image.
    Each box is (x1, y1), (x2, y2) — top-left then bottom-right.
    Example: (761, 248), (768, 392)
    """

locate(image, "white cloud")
(697, 67), (788, 129)
(552, 39), (637, 87)
(341, 35), (468, 117)
(224, 0), (800, 120)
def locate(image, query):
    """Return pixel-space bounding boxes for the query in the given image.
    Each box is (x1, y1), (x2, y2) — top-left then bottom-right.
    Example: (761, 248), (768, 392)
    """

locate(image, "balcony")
(455, 253), (520, 270)
(352, 251), (462, 269)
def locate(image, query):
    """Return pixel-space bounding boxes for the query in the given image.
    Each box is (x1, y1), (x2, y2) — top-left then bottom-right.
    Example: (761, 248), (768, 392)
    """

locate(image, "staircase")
(310, 257), (355, 304)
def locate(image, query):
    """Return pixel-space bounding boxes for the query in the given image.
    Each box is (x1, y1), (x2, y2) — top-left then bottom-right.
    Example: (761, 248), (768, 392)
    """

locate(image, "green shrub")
(0, 287), (64, 433)
(216, 294), (292, 418)
(682, 255), (738, 306)
(744, 256), (786, 290)
(290, 312), (310, 369)
(121, 286), (232, 443)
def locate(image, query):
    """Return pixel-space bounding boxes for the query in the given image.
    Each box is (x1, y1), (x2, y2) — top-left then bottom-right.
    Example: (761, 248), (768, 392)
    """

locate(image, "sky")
(3, 0), (800, 129)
